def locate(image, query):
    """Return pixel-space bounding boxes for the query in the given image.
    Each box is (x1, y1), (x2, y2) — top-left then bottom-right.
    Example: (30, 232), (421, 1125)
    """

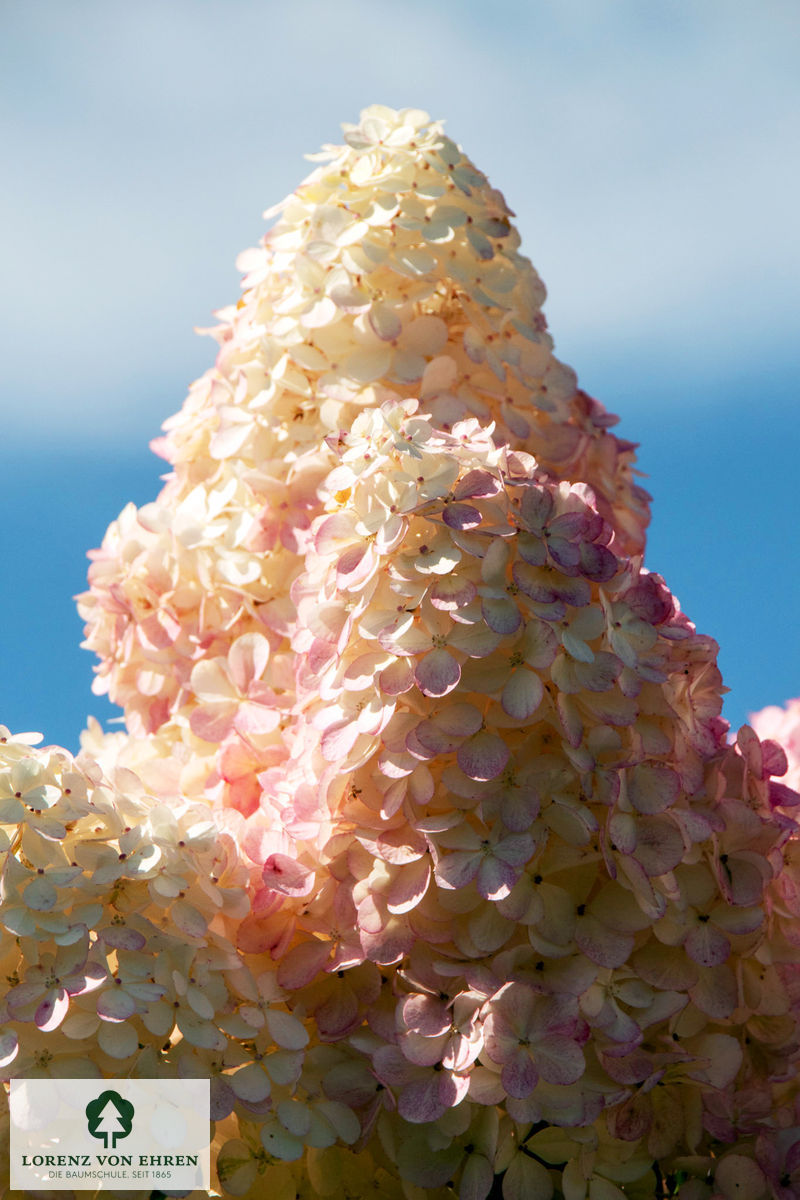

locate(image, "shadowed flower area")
(2, 106), (800, 1200)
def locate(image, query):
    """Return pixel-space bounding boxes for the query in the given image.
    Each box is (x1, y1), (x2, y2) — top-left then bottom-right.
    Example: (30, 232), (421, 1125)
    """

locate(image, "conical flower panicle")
(78, 105), (648, 748)
(1, 106), (795, 1199)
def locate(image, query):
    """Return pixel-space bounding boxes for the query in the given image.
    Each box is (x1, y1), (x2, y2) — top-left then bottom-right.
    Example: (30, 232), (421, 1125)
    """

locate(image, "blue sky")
(2, 0), (798, 751)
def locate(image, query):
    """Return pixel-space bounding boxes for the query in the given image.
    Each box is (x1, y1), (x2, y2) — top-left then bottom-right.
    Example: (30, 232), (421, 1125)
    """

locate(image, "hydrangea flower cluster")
(3, 106), (800, 1200)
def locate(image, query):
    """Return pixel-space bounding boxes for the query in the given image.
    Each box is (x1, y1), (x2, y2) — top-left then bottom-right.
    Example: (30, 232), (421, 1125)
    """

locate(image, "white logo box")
(10, 1078), (210, 1192)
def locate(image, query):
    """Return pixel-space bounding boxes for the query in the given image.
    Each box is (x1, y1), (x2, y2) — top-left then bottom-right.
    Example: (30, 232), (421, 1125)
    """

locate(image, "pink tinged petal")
(458, 731), (510, 781)
(234, 701), (279, 735)
(381, 782), (407, 820)
(343, 651), (388, 690)
(69, 963), (109, 995)
(761, 738), (788, 777)
(580, 688), (638, 726)
(402, 995), (451, 1037)
(435, 851), (481, 890)
(769, 781), (800, 809)
(398, 1075), (449, 1124)
(372, 1044), (419, 1087)
(495, 833), (536, 866)
(688, 964), (737, 1018)
(7, 980), (48, 1013)
(431, 575), (478, 610)
(380, 620), (431, 655)
(685, 922), (730, 967)
(468, 1067), (506, 1106)
(482, 597), (522, 635)
(314, 511), (357, 555)
(632, 816), (685, 876)
(520, 486), (553, 531)
(549, 512), (589, 540)
(36, 989), (69, 1032)
(454, 469), (500, 499)
(190, 703), (235, 742)
(712, 903), (763, 935)
(277, 940), (331, 989)
(314, 992), (359, 1043)
(575, 914), (634, 968)
(502, 669), (543, 720)
(379, 657), (415, 695)
(547, 537), (581, 570)
(437, 824), (482, 851)
(631, 942), (698, 991)
(737, 723), (764, 778)
(375, 826), (427, 863)
(522, 618), (559, 668)
(501, 1049), (538, 1098)
(720, 855), (767, 907)
(550, 576), (592, 607)
(189, 658), (236, 702)
(171, 900), (208, 938)
(400, 1032), (448, 1068)
(229, 632), (270, 691)
(535, 1035), (586, 1085)
(386, 858), (431, 914)
(477, 854), (519, 901)
(321, 721), (360, 760)
(97, 989), (137, 1022)
(412, 704), (483, 754)
(336, 541), (370, 582)
(406, 727), (438, 760)
(449, 624), (503, 657)
(415, 648), (461, 697)
(517, 532), (548, 566)
(627, 762), (679, 814)
(437, 703), (484, 737)
(501, 788), (540, 832)
(443, 502), (482, 530)
(512, 560), (554, 600)
(360, 914), (415, 965)
(410, 765), (435, 802)
(580, 542), (617, 581)
(262, 854), (314, 897)
(557, 693), (583, 748)
(579, 650), (622, 692)
(101, 927), (147, 952)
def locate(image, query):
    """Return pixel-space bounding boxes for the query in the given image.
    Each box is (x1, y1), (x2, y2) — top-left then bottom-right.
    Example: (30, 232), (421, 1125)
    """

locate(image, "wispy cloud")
(1, 0), (797, 440)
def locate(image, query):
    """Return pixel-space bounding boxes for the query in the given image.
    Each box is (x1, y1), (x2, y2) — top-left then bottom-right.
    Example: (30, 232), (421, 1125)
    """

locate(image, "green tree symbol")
(86, 1090), (134, 1150)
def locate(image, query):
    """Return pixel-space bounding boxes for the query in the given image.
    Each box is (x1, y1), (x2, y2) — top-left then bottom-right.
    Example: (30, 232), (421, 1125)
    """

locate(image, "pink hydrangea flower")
(0, 104), (793, 1200)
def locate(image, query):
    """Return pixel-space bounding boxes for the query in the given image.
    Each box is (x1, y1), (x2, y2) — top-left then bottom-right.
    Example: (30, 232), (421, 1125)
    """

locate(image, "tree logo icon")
(85, 1090), (134, 1149)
